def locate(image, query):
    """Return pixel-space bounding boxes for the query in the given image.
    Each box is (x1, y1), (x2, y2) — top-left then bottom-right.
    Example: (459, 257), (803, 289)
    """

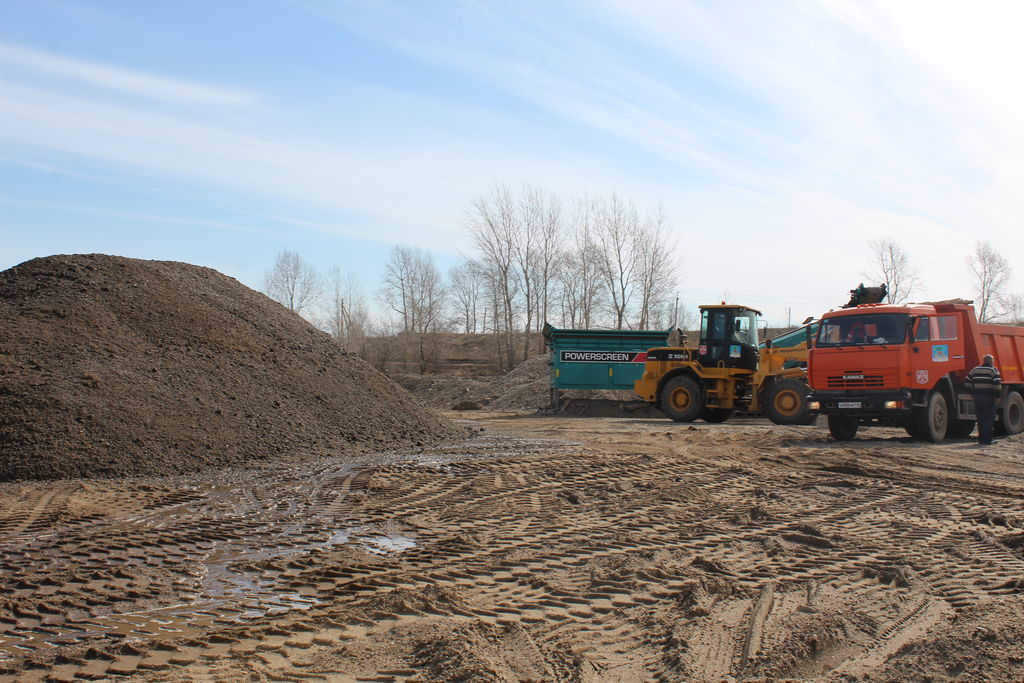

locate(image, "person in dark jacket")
(967, 354), (1001, 445)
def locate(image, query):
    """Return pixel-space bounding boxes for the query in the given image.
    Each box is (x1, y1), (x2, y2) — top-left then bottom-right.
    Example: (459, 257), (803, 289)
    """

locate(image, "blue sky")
(2, 0), (1022, 325)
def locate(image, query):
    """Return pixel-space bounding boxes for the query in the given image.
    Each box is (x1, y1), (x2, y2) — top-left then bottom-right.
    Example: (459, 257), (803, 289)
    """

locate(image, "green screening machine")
(542, 323), (674, 410)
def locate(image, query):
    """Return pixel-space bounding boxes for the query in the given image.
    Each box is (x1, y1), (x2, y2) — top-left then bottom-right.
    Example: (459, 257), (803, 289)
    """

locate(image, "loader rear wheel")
(764, 378), (811, 425)
(827, 415), (858, 441)
(661, 375), (703, 423)
(701, 407), (734, 423)
(912, 391), (948, 442)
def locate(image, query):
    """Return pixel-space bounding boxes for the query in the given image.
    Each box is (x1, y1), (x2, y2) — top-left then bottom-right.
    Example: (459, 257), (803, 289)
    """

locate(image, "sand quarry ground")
(2, 414), (1024, 682)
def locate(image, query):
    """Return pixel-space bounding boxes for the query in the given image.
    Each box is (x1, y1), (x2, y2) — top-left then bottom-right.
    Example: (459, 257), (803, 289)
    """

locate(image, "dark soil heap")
(0, 254), (460, 481)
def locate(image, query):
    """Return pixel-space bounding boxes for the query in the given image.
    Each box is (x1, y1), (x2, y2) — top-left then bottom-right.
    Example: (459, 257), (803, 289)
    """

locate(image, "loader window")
(817, 313), (909, 347)
(707, 310), (728, 340)
(732, 310), (759, 347)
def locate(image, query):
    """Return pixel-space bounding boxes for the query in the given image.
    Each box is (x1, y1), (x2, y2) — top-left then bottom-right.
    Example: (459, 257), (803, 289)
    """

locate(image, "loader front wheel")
(764, 378), (812, 425)
(661, 375), (703, 422)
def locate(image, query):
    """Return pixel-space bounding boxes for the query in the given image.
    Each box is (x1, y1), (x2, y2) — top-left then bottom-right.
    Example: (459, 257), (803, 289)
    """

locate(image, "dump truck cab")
(808, 301), (1024, 441)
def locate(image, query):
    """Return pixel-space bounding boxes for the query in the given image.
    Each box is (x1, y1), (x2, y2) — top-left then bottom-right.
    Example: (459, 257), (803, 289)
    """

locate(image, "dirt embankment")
(0, 254), (460, 481)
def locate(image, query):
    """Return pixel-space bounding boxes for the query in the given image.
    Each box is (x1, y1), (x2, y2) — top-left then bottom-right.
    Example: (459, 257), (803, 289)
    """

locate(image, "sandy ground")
(2, 415), (1024, 681)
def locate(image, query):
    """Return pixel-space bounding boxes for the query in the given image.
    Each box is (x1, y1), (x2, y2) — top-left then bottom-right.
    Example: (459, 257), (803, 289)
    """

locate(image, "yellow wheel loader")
(634, 305), (816, 425)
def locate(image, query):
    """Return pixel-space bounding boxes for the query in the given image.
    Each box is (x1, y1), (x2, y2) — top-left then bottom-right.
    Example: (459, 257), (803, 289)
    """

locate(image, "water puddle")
(0, 458), (446, 660)
(364, 535), (417, 554)
(323, 527), (416, 554)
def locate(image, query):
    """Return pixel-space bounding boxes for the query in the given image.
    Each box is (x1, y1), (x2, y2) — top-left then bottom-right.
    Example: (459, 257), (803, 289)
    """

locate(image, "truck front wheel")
(912, 391), (948, 442)
(661, 375), (704, 422)
(827, 415), (858, 441)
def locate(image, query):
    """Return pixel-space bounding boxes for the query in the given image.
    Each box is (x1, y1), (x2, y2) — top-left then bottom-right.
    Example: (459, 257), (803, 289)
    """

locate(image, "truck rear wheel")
(661, 375), (703, 422)
(995, 391), (1024, 436)
(827, 415), (858, 441)
(912, 391), (948, 442)
(764, 378), (811, 425)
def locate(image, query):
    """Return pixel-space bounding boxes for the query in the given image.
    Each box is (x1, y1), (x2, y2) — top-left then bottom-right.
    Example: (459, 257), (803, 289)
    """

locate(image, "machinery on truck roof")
(808, 300), (1024, 441)
(633, 284), (887, 426)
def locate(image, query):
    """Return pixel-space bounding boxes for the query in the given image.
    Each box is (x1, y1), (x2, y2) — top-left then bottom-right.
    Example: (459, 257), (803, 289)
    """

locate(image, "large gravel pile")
(484, 355), (551, 410)
(0, 254), (461, 481)
(395, 354), (657, 414)
(392, 356), (552, 411)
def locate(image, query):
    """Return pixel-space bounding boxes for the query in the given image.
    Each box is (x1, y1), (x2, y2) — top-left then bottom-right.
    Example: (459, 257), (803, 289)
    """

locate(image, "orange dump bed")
(976, 324), (1024, 384)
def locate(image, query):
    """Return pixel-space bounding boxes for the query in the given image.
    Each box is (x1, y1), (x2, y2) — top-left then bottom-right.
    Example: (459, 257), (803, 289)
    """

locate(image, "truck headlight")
(884, 400), (901, 409)
(808, 401), (820, 411)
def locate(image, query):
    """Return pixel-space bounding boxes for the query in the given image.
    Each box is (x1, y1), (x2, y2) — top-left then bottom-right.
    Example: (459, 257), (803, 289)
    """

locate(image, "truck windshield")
(817, 313), (909, 347)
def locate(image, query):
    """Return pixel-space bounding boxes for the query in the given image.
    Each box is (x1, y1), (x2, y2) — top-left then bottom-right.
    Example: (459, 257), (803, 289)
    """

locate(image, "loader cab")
(697, 305), (761, 371)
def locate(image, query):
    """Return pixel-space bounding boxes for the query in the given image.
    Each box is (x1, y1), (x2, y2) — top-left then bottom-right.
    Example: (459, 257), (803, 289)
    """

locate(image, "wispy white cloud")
(0, 77), (624, 253)
(294, 0), (1020, 316)
(3, 0), (1024, 323)
(0, 41), (257, 105)
(0, 195), (274, 235)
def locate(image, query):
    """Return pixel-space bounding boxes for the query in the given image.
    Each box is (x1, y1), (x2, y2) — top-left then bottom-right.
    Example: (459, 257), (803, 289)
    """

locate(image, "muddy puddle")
(0, 440), (496, 663)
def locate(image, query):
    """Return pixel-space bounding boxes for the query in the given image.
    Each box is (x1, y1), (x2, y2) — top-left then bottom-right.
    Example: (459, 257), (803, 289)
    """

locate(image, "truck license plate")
(838, 401), (862, 409)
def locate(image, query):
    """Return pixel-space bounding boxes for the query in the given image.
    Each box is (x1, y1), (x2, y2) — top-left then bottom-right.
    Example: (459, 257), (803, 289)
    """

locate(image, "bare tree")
(673, 294), (698, 334)
(634, 203), (677, 329)
(1004, 293), (1024, 326)
(969, 240), (1012, 323)
(533, 190), (562, 350)
(321, 266), (368, 351)
(381, 246), (414, 332)
(862, 239), (920, 304)
(363, 313), (402, 373)
(448, 260), (483, 334)
(573, 200), (606, 329)
(477, 260), (508, 371)
(464, 187), (676, 340)
(264, 248), (322, 314)
(467, 184), (520, 369)
(379, 245), (447, 373)
(595, 195), (641, 329)
(556, 197), (606, 329)
(515, 186), (542, 360)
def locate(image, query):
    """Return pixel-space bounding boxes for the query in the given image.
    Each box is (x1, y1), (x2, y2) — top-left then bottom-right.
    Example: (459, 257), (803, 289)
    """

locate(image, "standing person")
(967, 354), (1002, 445)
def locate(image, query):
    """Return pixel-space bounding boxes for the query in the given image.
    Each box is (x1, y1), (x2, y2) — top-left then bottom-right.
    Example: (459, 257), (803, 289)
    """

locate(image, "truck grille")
(827, 372), (884, 389)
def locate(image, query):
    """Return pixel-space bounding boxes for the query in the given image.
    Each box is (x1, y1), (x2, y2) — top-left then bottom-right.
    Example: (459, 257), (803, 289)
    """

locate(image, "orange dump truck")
(807, 301), (1024, 441)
